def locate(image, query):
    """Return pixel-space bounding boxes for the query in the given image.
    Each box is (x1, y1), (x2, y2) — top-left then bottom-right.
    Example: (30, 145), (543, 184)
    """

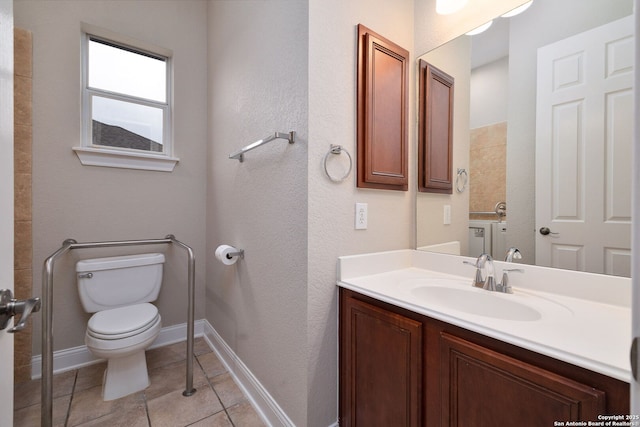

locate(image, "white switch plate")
(355, 203), (368, 230)
(443, 204), (451, 225)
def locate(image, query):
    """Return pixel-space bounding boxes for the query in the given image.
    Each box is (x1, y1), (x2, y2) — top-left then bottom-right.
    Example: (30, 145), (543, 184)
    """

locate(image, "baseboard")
(202, 321), (295, 427)
(30, 319), (206, 379)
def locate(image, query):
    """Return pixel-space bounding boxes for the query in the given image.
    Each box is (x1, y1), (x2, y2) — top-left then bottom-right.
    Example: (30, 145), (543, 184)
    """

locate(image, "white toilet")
(76, 253), (165, 401)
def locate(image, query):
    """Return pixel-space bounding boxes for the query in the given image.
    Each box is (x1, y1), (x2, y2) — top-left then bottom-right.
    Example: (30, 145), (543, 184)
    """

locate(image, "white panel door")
(0, 0), (14, 424)
(536, 15), (634, 276)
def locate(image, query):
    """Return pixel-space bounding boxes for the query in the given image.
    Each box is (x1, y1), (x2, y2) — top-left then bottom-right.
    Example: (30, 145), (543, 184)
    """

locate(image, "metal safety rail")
(40, 235), (196, 427)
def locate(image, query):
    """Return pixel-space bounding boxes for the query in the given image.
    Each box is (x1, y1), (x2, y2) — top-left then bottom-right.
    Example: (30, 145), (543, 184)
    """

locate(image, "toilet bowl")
(84, 303), (161, 400)
(76, 253), (165, 401)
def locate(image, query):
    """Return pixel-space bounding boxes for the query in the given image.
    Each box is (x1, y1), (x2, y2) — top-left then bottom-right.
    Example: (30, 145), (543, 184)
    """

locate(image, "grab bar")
(40, 235), (196, 427)
(229, 131), (295, 162)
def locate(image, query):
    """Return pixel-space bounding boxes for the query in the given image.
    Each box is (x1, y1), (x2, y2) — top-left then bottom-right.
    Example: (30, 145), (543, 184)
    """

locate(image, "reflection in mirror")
(416, 0), (633, 277)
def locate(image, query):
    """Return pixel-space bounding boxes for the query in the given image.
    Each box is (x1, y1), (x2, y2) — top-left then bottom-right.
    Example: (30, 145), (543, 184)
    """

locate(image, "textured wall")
(14, 0), (209, 354)
(308, 0), (415, 424)
(206, 1), (309, 424)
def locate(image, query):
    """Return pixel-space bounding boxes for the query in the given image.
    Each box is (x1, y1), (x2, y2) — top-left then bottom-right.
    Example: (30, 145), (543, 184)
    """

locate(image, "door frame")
(631, 0), (640, 413)
(0, 0), (15, 424)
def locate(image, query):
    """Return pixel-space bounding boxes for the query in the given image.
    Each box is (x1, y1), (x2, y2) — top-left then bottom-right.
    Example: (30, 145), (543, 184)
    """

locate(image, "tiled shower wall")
(469, 121), (507, 221)
(14, 27), (33, 383)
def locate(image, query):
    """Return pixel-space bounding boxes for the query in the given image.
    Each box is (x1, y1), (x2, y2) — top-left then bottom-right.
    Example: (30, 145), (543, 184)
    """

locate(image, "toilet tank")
(76, 253), (165, 313)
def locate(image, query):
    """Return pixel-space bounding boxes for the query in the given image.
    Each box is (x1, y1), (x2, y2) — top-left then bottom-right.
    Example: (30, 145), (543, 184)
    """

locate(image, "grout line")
(64, 369), (79, 427)
(195, 353), (236, 426)
(142, 389), (151, 427)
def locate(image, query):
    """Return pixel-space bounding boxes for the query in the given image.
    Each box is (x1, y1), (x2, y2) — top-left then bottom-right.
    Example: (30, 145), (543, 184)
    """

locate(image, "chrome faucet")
(504, 247), (522, 262)
(463, 253), (497, 291)
(498, 247), (524, 293)
(463, 258), (484, 288)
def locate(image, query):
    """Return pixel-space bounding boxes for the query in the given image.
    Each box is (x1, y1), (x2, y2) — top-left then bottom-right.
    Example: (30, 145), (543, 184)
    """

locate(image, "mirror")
(416, 0), (634, 277)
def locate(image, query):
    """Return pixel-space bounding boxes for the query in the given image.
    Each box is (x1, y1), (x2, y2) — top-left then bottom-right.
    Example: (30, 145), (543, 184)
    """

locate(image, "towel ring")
(455, 168), (468, 193)
(323, 145), (352, 182)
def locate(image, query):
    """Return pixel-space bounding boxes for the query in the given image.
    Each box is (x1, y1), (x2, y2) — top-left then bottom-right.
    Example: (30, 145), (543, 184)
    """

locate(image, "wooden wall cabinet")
(339, 288), (629, 426)
(357, 24), (409, 191)
(418, 60), (454, 194)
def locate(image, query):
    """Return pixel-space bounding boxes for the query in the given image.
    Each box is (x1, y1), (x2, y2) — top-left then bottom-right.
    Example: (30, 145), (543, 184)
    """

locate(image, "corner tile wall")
(469, 122), (507, 221)
(14, 27), (33, 383)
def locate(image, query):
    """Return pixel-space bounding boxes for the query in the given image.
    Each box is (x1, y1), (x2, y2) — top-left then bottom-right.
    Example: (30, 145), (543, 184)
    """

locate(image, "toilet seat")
(87, 303), (159, 340)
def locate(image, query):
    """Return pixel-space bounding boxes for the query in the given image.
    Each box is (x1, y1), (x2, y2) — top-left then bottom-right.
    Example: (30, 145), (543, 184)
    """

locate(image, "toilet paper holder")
(215, 245), (245, 266)
(225, 249), (244, 259)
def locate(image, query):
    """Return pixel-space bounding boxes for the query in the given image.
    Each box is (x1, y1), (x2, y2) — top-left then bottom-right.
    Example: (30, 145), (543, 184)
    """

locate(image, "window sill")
(73, 146), (179, 172)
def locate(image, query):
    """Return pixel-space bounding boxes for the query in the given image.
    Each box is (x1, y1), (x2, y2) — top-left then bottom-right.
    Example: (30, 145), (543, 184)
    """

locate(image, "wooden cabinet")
(356, 24), (409, 191)
(340, 296), (422, 427)
(440, 333), (604, 426)
(339, 288), (629, 426)
(418, 60), (454, 194)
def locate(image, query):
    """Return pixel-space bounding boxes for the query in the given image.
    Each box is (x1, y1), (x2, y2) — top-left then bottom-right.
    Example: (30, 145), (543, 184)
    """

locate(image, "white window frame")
(74, 23), (179, 172)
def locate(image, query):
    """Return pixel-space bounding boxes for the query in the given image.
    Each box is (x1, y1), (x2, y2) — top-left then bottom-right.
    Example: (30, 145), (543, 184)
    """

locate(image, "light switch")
(355, 203), (368, 230)
(444, 205), (451, 225)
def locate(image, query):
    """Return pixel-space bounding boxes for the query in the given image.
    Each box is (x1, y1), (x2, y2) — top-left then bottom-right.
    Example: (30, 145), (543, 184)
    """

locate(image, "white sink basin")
(408, 283), (573, 322)
(412, 286), (541, 321)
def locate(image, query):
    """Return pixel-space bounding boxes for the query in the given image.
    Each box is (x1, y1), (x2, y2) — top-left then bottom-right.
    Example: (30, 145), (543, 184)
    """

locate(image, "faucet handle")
(463, 260), (484, 288)
(499, 268), (524, 294)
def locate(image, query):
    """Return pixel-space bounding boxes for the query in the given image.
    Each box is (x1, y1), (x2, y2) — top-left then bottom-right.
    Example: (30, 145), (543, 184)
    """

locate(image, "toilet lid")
(88, 303), (159, 337)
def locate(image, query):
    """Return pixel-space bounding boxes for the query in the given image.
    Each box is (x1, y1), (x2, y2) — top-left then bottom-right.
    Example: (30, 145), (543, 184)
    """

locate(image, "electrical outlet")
(444, 205), (451, 225)
(355, 203), (368, 230)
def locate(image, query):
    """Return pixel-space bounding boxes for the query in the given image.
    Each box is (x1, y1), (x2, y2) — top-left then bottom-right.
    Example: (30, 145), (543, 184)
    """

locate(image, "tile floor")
(13, 338), (266, 426)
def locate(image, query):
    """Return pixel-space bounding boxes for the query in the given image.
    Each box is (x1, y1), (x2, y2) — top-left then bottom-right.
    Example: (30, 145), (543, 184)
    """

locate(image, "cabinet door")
(440, 333), (605, 427)
(340, 294), (422, 427)
(418, 60), (454, 194)
(356, 24), (409, 191)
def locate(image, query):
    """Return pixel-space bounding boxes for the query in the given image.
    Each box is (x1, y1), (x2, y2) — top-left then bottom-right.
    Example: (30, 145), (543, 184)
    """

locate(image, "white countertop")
(337, 249), (631, 383)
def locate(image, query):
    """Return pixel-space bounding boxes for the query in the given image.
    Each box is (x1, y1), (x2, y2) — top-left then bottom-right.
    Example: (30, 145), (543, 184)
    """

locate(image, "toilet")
(76, 253), (165, 401)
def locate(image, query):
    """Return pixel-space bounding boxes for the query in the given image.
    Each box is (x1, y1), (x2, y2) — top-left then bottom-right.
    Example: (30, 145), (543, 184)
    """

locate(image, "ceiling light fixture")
(501, 0), (533, 18)
(436, 0), (468, 15)
(466, 20), (493, 36)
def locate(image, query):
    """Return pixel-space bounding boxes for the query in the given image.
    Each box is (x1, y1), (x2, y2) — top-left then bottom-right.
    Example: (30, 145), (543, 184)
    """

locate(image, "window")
(74, 25), (178, 171)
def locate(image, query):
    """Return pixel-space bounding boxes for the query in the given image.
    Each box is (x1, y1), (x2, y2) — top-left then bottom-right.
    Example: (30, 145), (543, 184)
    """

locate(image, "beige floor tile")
(226, 401), (266, 427)
(70, 403), (149, 427)
(147, 386), (224, 427)
(187, 410), (233, 426)
(67, 384), (145, 426)
(194, 337), (213, 356)
(14, 339), (259, 427)
(146, 359), (209, 401)
(210, 373), (245, 408)
(13, 394), (71, 427)
(197, 351), (227, 378)
(74, 362), (107, 393)
(14, 369), (76, 409)
(146, 341), (187, 371)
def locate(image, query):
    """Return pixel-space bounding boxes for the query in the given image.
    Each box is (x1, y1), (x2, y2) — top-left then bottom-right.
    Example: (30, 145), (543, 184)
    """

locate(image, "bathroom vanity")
(337, 250), (631, 426)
